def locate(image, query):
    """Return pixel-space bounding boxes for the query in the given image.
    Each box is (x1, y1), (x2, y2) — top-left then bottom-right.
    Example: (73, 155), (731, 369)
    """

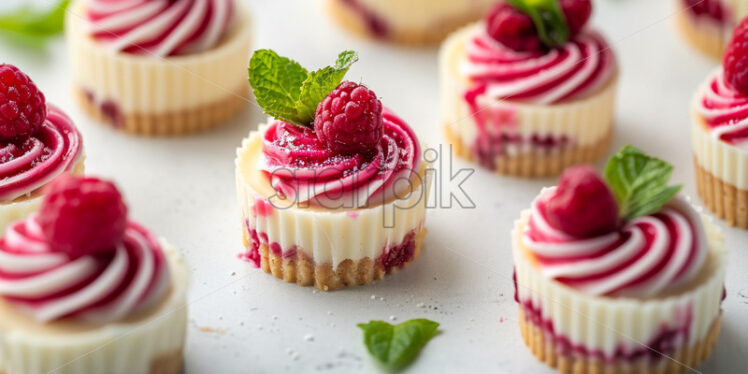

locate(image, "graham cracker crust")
(443, 124), (612, 178)
(150, 348), (183, 374)
(694, 159), (748, 228)
(325, 0), (484, 46)
(74, 86), (249, 136)
(518, 308), (722, 374)
(258, 228), (426, 291)
(675, 9), (726, 61)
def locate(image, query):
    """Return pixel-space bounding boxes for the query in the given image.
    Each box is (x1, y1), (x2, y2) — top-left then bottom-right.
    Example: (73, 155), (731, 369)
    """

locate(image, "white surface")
(0, 0), (747, 373)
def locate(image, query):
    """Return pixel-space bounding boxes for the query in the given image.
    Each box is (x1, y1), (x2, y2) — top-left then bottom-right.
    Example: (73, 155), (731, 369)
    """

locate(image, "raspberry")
(314, 81), (383, 155)
(485, 3), (543, 53)
(724, 18), (748, 96)
(543, 165), (619, 238)
(0, 64), (46, 141)
(560, 0), (592, 37)
(38, 175), (129, 257)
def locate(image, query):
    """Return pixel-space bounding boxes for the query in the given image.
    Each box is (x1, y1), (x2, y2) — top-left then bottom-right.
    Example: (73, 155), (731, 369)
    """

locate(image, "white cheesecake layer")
(65, 0), (252, 114)
(0, 242), (188, 374)
(439, 24), (617, 155)
(235, 123), (430, 268)
(512, 209), (726, 356)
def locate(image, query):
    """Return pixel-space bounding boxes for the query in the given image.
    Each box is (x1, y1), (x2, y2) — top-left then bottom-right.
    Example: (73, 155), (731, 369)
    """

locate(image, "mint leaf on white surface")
(603, 145), (681, 221)
(248, 49), (358, 127)
(296, 50), (358, 121)
(358, 319), (440, 371)
(0, 0), (69, 39)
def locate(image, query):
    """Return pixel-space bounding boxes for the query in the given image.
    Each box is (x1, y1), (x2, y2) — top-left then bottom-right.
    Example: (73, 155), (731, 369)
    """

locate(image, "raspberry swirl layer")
(0, 106), (83, 202)
(259, 109), (421, 208)
(695, 69), (748, 147)
(0, 218), (169, 323)
(461, 30), (616, 104)
(86, 0), (235, 57)
(523, 188), (707, 297)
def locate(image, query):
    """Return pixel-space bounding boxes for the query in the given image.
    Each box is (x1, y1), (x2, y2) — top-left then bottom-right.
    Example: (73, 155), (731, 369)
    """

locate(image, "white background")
(1, 0), (747, 373)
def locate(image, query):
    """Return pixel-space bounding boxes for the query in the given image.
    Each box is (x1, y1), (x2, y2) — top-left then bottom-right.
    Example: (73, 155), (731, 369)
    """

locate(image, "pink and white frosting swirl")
(461, 30), (616, 104)
(86, 0), (235, 57)
(0, 106), (83, 202)
(695, 69), (748, 146)
(0, 218), (169, 322)
(523, 188), (707, 297)
(259, 109), (421, 208)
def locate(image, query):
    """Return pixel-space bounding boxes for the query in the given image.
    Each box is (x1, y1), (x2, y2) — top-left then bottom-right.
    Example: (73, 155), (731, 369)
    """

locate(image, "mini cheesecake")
(325, 0), (495, 45)
(440, 1), (617, 177)
(675, 0), (747, 60)
(236, 114), (429, 291)
(692, 17), (748, 228)
(512, 148), (726, 374)
(66, 0), (252, 136)
(237, 51), (430, 290)
(0, 176), (189, 374)
(0, 65), (85, 234)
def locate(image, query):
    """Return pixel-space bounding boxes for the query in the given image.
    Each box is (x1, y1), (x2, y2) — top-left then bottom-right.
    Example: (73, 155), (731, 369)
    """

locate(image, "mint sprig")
(507, 0), (569, 48)
(604, 146), (682, 222)
(249, 49), (358, 127)
(358, 319), (440, 371)
(0, 0), (69, 39)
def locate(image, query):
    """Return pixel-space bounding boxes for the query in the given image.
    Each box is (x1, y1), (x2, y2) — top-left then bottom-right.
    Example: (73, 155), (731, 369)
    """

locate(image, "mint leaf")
(296, 51), (358, 122)
(506, 0), (569, 47)
(334, 50), (359, 69)
(0, 0), (69, 39)
(358, 319), (440, 371)
(249, 50), (358, 127)
(249, 49), (309, 125)
(604, 145), (682, 221)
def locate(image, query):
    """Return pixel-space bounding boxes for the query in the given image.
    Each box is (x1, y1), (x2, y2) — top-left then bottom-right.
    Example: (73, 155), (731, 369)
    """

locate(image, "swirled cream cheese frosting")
(86, 0), (235, 57)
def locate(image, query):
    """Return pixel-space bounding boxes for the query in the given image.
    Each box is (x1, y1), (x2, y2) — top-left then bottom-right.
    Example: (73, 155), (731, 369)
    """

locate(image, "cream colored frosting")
(691, 100), (748, 190)
(0, 242), (188, 374)
(66, 0), (252, 113)
(235, 121), (430, 267)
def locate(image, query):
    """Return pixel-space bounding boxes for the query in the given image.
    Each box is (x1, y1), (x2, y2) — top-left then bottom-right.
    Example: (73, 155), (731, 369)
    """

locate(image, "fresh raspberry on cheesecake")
(314, 81), (384, 155)
(38, 175), (128, 257)
(0, 64), (47, 141)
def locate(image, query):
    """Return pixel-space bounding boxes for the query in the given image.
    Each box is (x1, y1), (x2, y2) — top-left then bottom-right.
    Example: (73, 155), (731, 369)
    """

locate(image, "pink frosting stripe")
(86, 0), (235, 57)
(522, 188), (707, 297)
(0, 106), (83, 202)
(259, 109), (421, 208)
(462, 30), (616, 104)
(0, 218), (169, 323)
(696, 70), (748, 146)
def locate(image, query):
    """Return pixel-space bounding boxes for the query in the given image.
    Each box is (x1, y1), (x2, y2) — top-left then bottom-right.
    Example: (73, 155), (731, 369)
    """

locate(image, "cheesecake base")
(519, 308), (721, 374)
(75, 87), (248, 136)
(255, 227), (426, 291)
